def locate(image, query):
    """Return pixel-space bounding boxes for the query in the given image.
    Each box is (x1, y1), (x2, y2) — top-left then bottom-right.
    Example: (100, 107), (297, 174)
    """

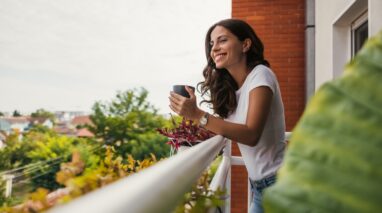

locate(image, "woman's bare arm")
(169, 86), (273, 147)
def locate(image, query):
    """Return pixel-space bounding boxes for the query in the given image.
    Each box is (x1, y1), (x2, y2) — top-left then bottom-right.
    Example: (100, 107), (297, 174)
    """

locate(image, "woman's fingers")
(170, 91), (184, 101)
(169, 93), (184, 115)
(169, 94), (183, 106)
(185, 86), (195, 98)
(170, 102), (186, 116)
(168, 95), (177, 106)
(169, 91), (196, 118)
(169, 104), (179, 114)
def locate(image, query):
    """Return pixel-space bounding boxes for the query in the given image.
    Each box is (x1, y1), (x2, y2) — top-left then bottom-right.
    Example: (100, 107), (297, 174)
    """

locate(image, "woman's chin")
(215, 64), (224, 69)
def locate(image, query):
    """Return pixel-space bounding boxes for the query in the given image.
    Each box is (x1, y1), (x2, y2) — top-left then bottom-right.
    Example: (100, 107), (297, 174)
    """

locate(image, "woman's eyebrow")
(210, 35), (227, 43)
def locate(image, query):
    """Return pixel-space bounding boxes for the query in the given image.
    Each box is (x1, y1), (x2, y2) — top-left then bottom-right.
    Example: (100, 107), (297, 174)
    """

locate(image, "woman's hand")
(169, 86), (204, 120)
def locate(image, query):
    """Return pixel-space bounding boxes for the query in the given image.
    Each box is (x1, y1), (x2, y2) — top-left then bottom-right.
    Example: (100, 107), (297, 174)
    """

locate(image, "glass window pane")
(354, 21), (368, 55)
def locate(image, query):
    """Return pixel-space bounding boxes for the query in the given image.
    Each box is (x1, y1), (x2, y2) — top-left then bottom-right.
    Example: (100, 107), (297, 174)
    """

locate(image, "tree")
(88, 88), (170, 160)
(25, 135), (100, 190)
(0, 130), (101, 192)
(12, 110), (21, 117)
(0, 111), (4, 116)
(28, 124), (54, 135)
(30, 108), (56, 122)
(0, 132), (34, 171)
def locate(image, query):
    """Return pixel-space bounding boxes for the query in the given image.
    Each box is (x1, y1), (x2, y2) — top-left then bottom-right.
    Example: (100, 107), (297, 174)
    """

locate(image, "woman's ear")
(243, 38), (252, 53)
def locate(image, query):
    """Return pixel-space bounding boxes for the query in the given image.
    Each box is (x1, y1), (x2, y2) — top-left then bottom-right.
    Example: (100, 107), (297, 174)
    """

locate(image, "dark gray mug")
(173, 85), (195, 98)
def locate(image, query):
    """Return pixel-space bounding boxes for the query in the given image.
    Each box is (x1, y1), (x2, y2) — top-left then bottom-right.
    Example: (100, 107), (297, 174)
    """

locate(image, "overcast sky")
(0, 0), (230, 115)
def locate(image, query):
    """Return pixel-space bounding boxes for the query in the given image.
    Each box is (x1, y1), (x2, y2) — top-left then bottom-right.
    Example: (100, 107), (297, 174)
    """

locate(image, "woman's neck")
(227, 63), (251, 89)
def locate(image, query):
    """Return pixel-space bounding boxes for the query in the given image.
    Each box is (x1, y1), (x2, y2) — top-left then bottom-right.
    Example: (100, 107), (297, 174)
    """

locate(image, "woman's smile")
(214, 53), (227, 62)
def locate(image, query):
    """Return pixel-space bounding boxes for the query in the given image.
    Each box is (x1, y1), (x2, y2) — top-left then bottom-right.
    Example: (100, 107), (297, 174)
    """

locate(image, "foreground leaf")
(264, 31), (382, 212)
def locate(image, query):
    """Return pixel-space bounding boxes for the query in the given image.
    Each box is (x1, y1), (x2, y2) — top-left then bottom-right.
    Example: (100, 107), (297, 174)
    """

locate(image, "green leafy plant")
(87, 88), (170, 160)
(174, 171), (225, 213)
(0, 130), (101, 206)
(263, 31), (382, 212)
(156, 116), (215, 153)
(0, 146), (158, 212)
(1, 147), (226, 213)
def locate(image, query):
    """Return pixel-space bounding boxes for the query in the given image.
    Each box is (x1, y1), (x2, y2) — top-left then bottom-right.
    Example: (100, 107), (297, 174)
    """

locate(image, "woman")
(169, 18), (285, 213)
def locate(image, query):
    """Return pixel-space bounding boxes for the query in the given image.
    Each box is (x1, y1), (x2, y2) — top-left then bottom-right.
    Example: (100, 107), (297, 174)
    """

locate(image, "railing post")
(225, 140), (231, 213)
(248, 179), (252, 212)
(3, 174), (14, 198)
(208, 138), (231, 213)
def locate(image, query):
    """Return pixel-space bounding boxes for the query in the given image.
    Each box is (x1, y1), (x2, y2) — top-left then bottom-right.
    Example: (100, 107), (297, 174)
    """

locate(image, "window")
(332, 1), (368, 79)
(351, 12), (368, 57)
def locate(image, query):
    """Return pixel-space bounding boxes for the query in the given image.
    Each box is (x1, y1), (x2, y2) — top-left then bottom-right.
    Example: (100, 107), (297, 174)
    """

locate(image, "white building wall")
(43, 120), (54, 129)
(369, 0), (382, 35)
(10, 122), (29, 132)
(315, 0), (382, 90)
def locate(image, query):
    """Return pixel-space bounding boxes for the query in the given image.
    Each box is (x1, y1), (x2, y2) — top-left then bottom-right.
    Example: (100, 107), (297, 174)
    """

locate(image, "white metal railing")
(2, 174), (14, 198)
(49, 135), (226, 213)
(209, 144), (231, 192)
(41, 131), (290, 213)
(209, 141), (231, 213)
(209, 131), (291, 213)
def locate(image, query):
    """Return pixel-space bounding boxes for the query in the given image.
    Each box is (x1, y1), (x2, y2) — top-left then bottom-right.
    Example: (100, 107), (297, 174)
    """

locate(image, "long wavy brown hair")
(197, 19), (270, 118)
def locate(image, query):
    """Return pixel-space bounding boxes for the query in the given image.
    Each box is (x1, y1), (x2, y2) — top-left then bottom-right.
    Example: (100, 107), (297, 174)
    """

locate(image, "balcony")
(46, 132), (291, 213)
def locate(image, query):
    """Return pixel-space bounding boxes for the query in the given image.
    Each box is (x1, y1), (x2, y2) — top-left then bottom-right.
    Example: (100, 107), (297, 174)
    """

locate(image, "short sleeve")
(247, 65), (276, 94)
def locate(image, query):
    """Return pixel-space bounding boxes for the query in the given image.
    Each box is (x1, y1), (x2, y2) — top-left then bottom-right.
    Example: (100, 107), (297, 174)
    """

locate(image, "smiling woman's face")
(209, 26), (247, 70)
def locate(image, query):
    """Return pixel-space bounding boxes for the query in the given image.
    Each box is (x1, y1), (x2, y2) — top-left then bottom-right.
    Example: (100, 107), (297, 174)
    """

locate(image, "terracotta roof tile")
(76, 128), (94, 137)
(71, 116), (93, 126)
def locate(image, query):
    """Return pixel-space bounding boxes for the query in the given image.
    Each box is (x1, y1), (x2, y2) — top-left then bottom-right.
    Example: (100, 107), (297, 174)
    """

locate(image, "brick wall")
(230, 0), (306, 212)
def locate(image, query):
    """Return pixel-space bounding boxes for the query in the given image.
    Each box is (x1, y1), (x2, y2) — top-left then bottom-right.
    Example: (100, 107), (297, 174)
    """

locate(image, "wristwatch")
(199, 112), (209, 127)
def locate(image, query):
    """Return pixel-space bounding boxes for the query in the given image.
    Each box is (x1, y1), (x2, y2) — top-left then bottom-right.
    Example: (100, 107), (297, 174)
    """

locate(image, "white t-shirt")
(225, 65), (286, 181)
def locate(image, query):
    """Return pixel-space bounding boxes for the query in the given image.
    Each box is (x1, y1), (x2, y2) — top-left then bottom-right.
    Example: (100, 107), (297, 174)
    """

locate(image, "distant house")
(76, 128), (94, 138)
(0, 116), (30, 134)
(71, 115), (93, 129)
(54, 111), (72, 123)
(0, 131), (6, 149)
(53, 115), (94, 138)
(0, 118), (11, 133)
(53, 120), (77, 137)
(54, 111), (87, 123)
(71, 115), (94, 138)
(28, 117), (54, 129)
(53, 124), (77, 137)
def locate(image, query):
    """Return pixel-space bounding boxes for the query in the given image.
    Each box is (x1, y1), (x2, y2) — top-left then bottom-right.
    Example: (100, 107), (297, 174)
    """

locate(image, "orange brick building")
(230, 0), (306, 212)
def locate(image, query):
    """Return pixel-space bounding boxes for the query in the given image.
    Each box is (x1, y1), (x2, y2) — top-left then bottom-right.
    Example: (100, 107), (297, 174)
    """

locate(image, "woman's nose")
(211, 43), (220, 52)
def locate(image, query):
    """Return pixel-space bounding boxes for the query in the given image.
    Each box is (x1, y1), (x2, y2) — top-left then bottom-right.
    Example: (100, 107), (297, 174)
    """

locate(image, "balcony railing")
(48, 132), (291, 213)
(49, 135), (227, 213)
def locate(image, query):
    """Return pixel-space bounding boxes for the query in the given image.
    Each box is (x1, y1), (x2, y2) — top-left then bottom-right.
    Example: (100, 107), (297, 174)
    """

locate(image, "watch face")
(200, 117), (207, 126)
(200, 113), (208, 126)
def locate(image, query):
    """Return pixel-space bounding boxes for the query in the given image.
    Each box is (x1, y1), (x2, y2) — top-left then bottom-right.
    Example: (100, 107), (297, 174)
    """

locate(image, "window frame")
(351, 11), (368, 57)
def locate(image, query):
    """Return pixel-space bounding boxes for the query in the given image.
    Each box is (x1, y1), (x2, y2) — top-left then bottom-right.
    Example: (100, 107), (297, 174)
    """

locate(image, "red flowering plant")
(157, 115), (215, 154)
